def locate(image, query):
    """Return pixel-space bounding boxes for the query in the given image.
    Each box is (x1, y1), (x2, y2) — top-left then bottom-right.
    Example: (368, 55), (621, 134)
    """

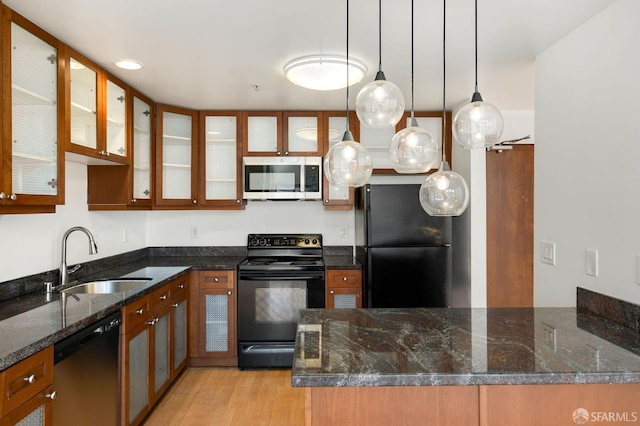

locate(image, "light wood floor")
(142, 368), (305, 426)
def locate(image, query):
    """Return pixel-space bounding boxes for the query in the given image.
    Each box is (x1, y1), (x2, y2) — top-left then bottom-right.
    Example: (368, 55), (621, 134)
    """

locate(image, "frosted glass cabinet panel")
(284, 113), (323, 155)
(106, 78), (127, 157)
(5, 18), (63, 206)
(245, 113), (280, 154)
(321, 112), (355, 209)
(69, 57), (98, 150)
(201, 112), (243, 207)
(359, 125), (396, 170)
(132, 95), (152, 203)
(156, 104), (197, 206)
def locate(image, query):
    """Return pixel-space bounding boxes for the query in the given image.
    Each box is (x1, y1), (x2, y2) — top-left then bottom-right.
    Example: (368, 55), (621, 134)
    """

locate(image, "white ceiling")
(5, 0), (617, 112)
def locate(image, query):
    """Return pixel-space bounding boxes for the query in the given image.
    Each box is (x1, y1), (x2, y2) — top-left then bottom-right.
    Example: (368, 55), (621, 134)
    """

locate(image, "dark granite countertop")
(292, 307), (640, 387)
(324, 256), (361, 269)
(0, 266), (190, 371)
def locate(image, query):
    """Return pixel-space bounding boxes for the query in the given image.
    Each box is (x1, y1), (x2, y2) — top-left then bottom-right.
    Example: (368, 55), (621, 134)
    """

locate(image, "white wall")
(535, 0), (640, 306)
(0, 161), (148, 283)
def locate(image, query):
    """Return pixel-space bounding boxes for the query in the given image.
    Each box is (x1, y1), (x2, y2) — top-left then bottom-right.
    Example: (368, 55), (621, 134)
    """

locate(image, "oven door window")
(238, 278), (324, 342)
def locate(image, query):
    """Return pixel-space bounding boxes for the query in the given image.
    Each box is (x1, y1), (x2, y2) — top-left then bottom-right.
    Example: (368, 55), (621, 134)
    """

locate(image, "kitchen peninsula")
(292, 296), (640, 425)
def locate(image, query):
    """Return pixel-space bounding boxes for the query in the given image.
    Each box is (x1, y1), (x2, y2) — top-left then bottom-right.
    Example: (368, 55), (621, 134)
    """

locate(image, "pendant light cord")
(378, 0), (382, 72)
(474, 0), (478, 93)
(346, 0), (350, 131)
(442, 0), (447, 164)
(410, 0), (415, 118)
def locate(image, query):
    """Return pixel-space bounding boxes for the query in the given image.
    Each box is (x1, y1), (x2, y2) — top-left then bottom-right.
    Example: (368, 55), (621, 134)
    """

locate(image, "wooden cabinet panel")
(0, 347), (53, 418)
(0, 384), (54, 426)
(326, 269), (362, 309)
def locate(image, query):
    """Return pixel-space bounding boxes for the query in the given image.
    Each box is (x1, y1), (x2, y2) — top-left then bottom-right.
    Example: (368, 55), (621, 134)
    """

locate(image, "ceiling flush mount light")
(452, 0), (503, 149)
(420, 0), (470, 217)
(355, 0), (405, 128)
(389, 0), (439, 174)
(324, 0), (372, 188)
(114, 59), (143, 70)
(284, 55), (366, 91)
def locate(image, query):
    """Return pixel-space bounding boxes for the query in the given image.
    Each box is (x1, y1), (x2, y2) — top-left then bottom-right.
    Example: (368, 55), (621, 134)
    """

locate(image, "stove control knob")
(250, 238), (258, 246)
(259, 238), (267, 246)
(312, 239), (318, 245)
(304, 238), (310, 245)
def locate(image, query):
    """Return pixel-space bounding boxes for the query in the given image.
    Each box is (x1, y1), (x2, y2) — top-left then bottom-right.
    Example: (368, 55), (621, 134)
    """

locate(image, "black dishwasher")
(53, 311), (121, 426)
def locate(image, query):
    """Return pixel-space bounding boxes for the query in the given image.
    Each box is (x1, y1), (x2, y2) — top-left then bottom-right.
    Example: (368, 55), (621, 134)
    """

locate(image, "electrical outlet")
(123, 228), (128, 243)
(540, 241), (556, 265)
(339, 226), (348, 238)
(190, 226), (198, 239)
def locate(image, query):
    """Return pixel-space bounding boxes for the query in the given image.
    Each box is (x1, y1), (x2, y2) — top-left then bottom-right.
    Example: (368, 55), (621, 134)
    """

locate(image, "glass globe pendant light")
(355, 0), (405, 128)
(420, 0), (470, 217)
(389, 0), (439, 174)
(452, 0), (503, 149)
(324, 0), (373, 188)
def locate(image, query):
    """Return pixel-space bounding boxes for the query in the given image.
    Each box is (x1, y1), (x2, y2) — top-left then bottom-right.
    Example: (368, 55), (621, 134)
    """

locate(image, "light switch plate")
(585, 249), (598, 277)
(540, 241), (556, 265)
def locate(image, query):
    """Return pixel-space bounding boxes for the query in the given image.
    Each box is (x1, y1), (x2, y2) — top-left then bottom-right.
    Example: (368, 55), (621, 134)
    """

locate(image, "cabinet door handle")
(178, 283), (185, 289)
(213, 277), (219, 282)
(192, 200), (197, 204)
(227, 290), (232, 295)
(131, 198), (137, 203)
(159, 294), (168, 301)
(8, 193), (17, 201)
(284, 151), (289, 156)
(136, 308), (145, 315)
(330, 290), (335, 294)
(343, 276), (348, 281)
(24, 374), (36, 384)
(172, 303), (179, 308)
(147, 318), (158, 326)
(46, 391), (57, 400)
(0, 192), (5, 200)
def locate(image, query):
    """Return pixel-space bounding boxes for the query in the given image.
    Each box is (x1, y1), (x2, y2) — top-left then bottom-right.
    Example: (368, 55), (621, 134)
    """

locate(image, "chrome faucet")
(59, 227), (98, 288)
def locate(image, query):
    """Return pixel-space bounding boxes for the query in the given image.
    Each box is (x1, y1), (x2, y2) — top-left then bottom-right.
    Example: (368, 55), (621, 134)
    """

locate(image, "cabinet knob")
(192, 200), (197, 204)
(227, 290), (232, 295)
(178, 283), (185, 289)
(131, 198), (137, 203)
(330, 290), (335, 294)
(0, 192), (5, 199)
(159, 294), (167, 301)
(277, 151), (281, 156)
(24, 374), (36, 384)
(147, 318), (158, 326)
(343, 276), (348, 281)
(172, 303), (179, 308)
(213, 277), (219, 282)
(284, 151), (289, 156)
(46, 391), (57, 400)
(136, 308), (145, 315)
(324, 200), (329, 204)
(8, 193), (17, 201)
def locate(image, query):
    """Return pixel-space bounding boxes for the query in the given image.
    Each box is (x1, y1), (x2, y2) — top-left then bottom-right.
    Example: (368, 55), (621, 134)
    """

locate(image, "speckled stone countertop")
(292, 307), (640, 387)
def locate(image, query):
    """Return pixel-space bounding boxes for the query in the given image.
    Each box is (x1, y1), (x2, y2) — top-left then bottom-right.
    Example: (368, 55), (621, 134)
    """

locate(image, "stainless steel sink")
(61, 278), (152, 294)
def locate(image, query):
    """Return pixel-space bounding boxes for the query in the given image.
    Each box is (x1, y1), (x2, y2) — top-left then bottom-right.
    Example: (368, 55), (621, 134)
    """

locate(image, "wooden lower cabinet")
(188, 270), (237, 367)
(305, 383), (640, 426)
(120, 274), (188, 426)
(0, 347), (54, 426)
(326, 269), (362, 309)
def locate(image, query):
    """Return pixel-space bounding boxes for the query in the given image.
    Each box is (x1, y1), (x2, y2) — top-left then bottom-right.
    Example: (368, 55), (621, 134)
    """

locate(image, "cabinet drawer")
(200, 270), (234, 290)
(327, 269), (362, 288)
(122, 296), (151, 332)
(1, 346), (53, 417)
(150, 284), (172, 312)
(171, 277), (188, 302)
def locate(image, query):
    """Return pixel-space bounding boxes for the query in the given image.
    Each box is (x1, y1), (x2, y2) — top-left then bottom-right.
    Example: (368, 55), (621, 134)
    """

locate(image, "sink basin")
(62, 279), (152, 294)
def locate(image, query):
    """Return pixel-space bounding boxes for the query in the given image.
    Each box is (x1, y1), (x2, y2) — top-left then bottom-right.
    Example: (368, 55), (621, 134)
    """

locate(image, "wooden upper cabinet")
(242, 111), (323, 156)
(322, 111), (356, 209)
(155, 104), (198, 207)
(86, 88), (155, 210)
(0, 6), (65, 211)
(65, 48), (130, 165)
(198, 111), (244, 209)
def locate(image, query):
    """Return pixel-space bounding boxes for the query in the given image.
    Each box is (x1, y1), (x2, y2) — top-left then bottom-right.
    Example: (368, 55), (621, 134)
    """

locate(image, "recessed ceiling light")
(284, 55), (366, 91)
(114, 59), (143, 70)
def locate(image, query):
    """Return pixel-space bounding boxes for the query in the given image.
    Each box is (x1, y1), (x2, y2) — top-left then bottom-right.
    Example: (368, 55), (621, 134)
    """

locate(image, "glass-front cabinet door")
(322, 111), (355, 209)
(104, 75), (128, 161)
(130, 92), (154, 206)
(242, 112), (281, 155)
(2, 10), (64, 207)
(155, 104), (198, 206)
(200, 111), (243, 208)
(283, 112), (323, 155)
(67, 50), (99, 154)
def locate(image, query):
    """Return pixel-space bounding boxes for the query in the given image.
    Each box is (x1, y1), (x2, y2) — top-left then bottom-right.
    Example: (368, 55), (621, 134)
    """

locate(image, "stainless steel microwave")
(242, 156), (322, 200)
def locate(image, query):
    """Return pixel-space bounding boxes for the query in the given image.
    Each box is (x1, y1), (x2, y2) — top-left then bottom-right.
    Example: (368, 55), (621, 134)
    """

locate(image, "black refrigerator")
(355, 183), (452, 308)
